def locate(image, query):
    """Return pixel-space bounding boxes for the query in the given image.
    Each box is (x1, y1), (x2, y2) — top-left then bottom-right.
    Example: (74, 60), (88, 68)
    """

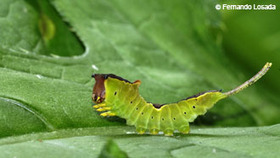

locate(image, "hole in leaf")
(25, 0), (85, 57)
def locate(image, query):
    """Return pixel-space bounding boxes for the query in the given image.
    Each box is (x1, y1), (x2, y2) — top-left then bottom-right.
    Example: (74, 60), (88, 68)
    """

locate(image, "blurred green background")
(221, 0), (280, 93)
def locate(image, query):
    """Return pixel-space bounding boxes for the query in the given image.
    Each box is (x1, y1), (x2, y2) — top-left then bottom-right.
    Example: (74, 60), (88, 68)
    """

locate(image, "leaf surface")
(1, 125), (280, 158)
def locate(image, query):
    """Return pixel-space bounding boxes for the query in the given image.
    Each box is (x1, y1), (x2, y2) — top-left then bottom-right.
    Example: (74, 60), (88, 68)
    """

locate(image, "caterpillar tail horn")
(224, 62), (272, 96)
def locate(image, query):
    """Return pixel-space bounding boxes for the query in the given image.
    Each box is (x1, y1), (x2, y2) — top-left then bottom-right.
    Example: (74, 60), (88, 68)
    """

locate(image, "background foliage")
(0, 0), (279, 157)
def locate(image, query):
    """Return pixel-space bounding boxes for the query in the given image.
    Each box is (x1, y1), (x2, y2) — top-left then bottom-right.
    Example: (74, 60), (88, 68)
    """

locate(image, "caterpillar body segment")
(91, 62), (272, 136)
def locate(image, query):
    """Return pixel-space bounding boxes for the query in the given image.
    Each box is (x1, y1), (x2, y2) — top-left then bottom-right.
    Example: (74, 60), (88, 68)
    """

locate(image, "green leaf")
(0, 0), (279, 156)
(1, 124), (280, 157)
(0, 0), (279, 142)
(98, 139), (128, 158)
(0, 0), (84, 56)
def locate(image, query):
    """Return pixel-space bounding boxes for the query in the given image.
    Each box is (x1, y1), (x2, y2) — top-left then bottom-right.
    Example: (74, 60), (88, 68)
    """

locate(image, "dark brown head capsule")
(92, 74), (106, 103)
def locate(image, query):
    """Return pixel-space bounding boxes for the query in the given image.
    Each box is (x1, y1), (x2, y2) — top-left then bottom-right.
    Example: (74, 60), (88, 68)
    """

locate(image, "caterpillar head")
(92, 74), (141, 104)
(92, 74), (106, 104)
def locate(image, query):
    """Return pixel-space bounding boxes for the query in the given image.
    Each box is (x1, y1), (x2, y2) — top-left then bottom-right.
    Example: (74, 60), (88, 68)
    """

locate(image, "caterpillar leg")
(136, 126), (146, 135)
(164, 129), (174, 136)
(96, 107), (111, 112)
(93, 103), (106, 109)
(149, 128), (160, 135)
(100, 111), (116, 117)
(178, 125), (190, 134)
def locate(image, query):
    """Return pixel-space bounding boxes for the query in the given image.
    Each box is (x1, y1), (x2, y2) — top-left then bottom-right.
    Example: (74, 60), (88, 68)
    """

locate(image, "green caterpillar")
(92, 62), (272, 136)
